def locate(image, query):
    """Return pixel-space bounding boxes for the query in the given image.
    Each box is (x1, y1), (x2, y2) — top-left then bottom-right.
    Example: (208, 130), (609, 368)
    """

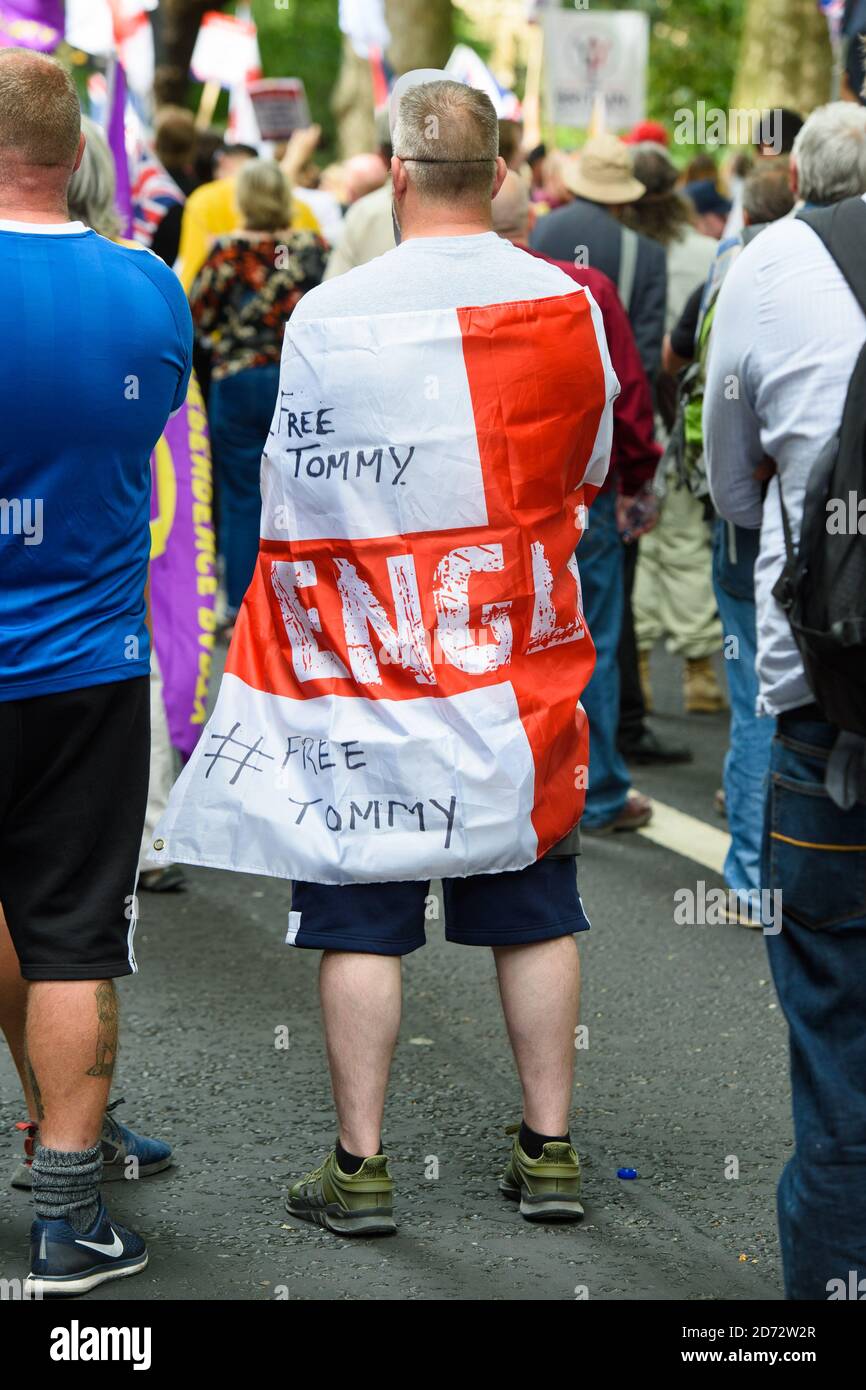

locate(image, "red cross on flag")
(152, 288), (617, 885)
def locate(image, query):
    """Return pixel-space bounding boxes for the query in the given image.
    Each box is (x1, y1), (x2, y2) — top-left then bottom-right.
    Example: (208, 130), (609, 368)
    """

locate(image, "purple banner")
(107, 58), (134, 241)
(0, 0), (63, 52)
(149, 373), (218, 759)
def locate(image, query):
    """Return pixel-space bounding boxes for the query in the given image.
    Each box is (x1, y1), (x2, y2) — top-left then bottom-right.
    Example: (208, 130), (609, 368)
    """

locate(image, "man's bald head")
(0, 49), (81, 172)
(492, 169), (530, 243)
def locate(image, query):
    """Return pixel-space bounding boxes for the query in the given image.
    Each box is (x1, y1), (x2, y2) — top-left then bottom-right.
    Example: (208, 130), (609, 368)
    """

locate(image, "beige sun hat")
(561, 132), (646, 205)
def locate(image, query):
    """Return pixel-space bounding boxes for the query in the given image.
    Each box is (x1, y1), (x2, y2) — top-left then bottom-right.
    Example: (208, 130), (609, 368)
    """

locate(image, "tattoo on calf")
(26, 1053), (44, 1121)
(85, 981), (118, 1078)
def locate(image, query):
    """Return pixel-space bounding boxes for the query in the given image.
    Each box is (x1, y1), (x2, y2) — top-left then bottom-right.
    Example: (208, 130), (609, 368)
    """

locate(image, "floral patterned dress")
(189, 231), (327, 380)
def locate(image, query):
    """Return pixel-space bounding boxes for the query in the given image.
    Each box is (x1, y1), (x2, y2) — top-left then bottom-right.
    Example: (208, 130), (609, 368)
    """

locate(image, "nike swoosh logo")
(75, 1229), (124, 1257)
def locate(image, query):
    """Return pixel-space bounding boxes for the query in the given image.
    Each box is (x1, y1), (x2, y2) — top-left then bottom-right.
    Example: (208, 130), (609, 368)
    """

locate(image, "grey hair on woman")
(67, 114), (121, 241)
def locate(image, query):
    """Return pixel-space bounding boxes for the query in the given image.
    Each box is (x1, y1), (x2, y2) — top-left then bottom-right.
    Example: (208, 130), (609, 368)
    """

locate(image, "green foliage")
(249, 0), (342, 157)
(452, 5), (492, 62)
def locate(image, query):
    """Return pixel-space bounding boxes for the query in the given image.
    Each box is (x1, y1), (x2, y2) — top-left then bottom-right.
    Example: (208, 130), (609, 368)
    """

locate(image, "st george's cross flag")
(150, 288), (618, 884)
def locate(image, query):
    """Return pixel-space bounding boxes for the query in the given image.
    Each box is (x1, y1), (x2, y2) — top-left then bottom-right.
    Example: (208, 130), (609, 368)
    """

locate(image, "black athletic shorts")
(0, 676), (150, 980)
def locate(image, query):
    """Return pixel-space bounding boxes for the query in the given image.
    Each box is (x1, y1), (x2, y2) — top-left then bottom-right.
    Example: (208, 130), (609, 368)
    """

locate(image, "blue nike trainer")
(12, 1098), (172, 1189)
(25, 1201), (148, 1297)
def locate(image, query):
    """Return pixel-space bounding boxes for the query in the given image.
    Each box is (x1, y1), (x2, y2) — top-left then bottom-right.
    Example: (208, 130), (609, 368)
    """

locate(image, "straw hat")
(561, 133), (646, 205)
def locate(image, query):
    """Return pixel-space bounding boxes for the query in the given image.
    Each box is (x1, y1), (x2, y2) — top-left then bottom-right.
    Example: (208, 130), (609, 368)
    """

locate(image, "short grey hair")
(67, 116), (120, 240)
(792, 102), (866, 205)
(392, 79), (498, 200)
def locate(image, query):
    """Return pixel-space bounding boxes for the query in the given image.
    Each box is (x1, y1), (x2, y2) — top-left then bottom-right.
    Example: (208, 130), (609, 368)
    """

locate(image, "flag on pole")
(587, 92), (608, 139)
(0, 0), (63, 51)
(150, 290), (618, 885)
(227, 4), (263, 148)
(338, 0), (390, 58)
(368, 46), (394, 108)
(817, 0), (845, 40)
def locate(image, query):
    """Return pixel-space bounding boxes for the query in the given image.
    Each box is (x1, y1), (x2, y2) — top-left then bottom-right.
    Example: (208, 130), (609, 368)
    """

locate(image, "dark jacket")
(530, 196), (667, 381)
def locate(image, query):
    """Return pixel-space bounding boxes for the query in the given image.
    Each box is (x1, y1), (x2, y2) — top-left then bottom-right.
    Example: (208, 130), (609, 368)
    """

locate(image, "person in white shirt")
(704, 100), (866, 1301)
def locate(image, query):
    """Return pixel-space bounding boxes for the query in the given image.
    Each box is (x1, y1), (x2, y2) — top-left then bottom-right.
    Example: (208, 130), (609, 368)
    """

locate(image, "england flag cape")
(151, 286), (618, 884)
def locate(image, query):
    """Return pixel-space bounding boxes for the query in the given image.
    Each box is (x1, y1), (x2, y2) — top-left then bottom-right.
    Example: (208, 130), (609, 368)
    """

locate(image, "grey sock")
(32, 1144), (102, 1233)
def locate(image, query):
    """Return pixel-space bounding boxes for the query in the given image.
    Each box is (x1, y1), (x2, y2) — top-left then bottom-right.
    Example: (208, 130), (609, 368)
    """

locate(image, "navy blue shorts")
(288, 855), (589, 956)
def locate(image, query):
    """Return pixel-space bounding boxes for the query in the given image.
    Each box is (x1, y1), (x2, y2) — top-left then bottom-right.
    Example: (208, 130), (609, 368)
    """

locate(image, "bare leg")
(0, 903), (35, 1116)
(25, 980), (117, 1151)
(493, 936), (580, 1135)
(319, 951), (401, 1157)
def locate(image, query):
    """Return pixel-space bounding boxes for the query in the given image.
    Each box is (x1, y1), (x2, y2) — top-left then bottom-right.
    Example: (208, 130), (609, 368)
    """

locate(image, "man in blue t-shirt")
(0, 48), (192, 1296)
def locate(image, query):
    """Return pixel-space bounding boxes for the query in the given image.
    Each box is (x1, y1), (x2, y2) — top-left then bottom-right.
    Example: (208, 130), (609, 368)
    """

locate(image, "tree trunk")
(152, 0), (230, 108)
(731, 0), (833, 116)
(384, 0), (453, 75)
(333, 0), (454, 158)
(332, 39), (377, 160)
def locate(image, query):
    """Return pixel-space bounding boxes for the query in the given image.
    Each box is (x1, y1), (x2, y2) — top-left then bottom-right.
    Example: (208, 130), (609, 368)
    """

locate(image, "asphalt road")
(0, 648), (789, 1301)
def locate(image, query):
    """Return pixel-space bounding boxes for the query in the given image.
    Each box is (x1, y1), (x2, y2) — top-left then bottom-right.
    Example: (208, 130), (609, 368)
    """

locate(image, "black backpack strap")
(771, 469), (801, 612)
(797, 198), (866, 317)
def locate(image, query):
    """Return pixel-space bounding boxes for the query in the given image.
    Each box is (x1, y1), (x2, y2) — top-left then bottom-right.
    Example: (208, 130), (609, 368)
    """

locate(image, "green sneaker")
(500, 1126), (584, 1222)
(286, 1149), (396, 1237)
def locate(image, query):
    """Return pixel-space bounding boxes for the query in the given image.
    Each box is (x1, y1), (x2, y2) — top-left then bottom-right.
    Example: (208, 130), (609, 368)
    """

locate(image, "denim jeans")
(209, 364), (280, 613)
(763, 714), (866, 1300)
(712, 521), (775, 895)
(578, 490), (630, 828)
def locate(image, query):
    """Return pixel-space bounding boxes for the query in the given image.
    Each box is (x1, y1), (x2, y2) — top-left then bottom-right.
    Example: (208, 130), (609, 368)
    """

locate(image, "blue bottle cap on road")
(617, 1167), (638, 1180)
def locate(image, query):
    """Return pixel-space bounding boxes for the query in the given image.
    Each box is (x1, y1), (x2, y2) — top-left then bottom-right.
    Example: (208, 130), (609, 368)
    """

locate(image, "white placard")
(542, 10), (649, 130)
(190, 10), (259, 90)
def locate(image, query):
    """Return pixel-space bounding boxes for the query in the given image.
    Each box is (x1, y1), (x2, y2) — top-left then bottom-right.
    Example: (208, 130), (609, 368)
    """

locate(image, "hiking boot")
(684, 657), (727, 714)
(638, 648), (653, 712)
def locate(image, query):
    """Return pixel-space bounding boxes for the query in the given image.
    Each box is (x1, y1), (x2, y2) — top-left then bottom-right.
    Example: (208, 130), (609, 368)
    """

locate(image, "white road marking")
(635, 795), (730, 876)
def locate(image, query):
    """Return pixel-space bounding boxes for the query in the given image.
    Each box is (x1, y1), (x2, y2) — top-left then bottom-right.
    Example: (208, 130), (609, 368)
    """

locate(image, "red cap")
(622, 120), (669, 146)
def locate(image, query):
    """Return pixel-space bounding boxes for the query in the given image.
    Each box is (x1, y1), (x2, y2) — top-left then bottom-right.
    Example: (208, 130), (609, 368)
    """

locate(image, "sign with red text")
(248, 78), (311, 142)
(190, 9), (258, 89)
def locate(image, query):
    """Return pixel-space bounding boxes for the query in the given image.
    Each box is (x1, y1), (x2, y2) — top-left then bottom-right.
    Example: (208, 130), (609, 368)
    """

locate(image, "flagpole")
(523, 22), (544, 150)
(196, 79), (221, 129)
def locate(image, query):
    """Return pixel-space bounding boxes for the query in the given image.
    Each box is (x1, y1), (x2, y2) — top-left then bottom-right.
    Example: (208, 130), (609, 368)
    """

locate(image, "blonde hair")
(67, 116), (121, 240)
(237, 158), (291, 232)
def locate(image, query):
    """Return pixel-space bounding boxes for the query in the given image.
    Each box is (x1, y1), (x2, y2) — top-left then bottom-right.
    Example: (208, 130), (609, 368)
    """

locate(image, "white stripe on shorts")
(127, 870), (140, 973)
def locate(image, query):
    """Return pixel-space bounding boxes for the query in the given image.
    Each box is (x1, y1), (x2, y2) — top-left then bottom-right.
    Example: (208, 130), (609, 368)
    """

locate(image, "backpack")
(772, 197), (866, 762)
(658, 226), (763, 504)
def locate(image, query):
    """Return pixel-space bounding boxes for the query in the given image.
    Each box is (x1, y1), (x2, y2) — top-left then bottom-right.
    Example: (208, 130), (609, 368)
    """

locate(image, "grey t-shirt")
(291, 230), (589, 856)
(294, 229), (579, 322)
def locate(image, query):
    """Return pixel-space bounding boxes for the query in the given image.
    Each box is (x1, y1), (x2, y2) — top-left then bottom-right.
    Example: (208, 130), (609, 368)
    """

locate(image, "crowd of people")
(0, 37), (864, 1304)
